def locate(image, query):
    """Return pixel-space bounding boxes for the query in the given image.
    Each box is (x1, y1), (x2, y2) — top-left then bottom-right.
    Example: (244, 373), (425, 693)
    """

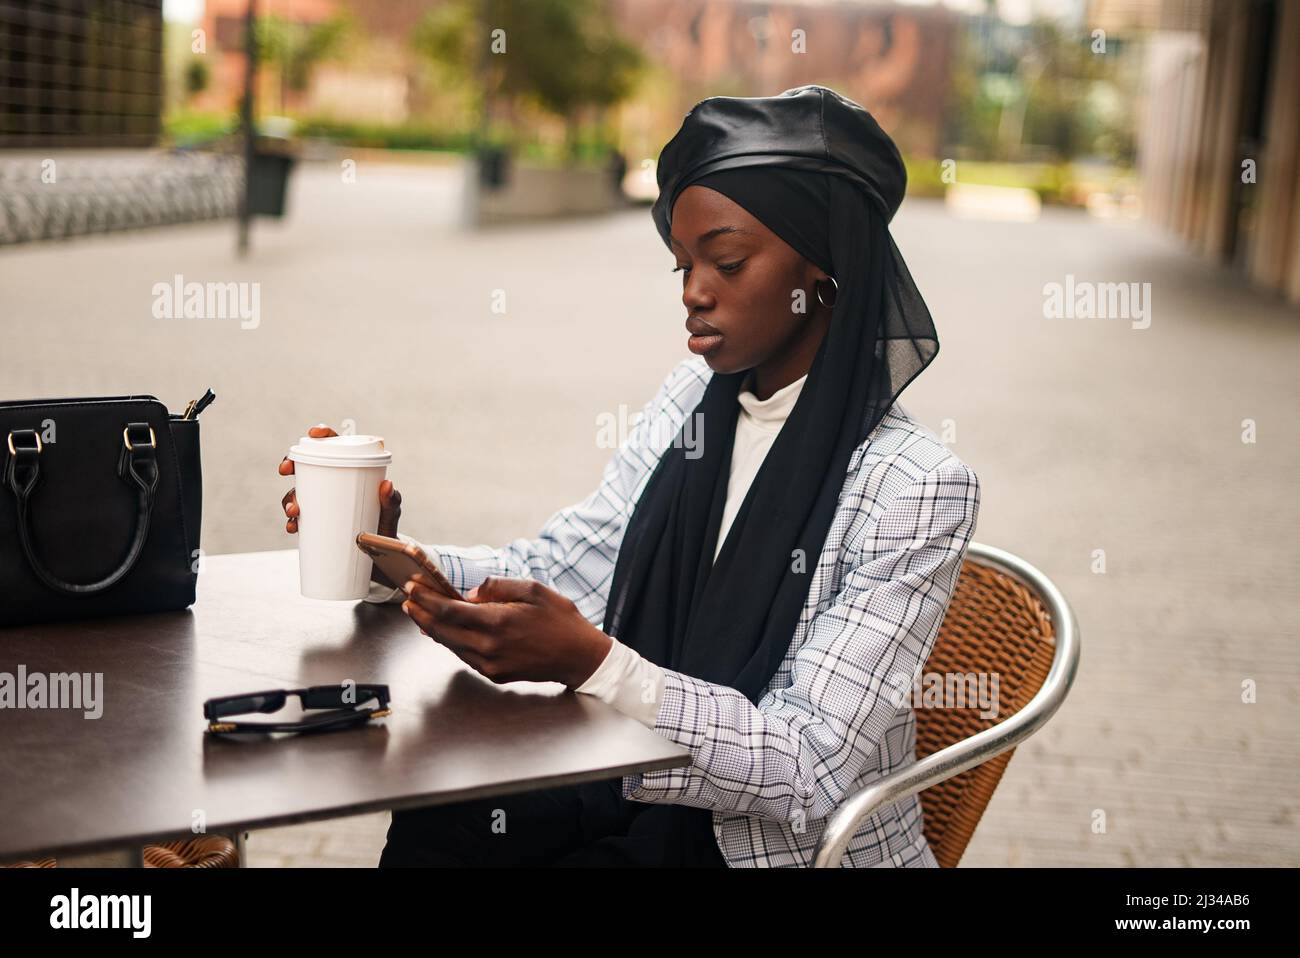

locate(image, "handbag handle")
(3, 422), (161, 595)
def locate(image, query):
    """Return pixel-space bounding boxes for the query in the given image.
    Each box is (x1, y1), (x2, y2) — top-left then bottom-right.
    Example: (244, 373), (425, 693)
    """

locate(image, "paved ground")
(1, 157), (1296, 867)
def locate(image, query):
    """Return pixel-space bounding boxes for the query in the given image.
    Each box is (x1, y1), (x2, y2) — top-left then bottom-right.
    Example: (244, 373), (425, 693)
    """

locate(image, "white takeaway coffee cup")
(287, 434), (393, 600)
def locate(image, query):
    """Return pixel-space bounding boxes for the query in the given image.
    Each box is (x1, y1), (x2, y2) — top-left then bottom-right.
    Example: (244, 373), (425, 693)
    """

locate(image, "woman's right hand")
(279, 424), (404, 586)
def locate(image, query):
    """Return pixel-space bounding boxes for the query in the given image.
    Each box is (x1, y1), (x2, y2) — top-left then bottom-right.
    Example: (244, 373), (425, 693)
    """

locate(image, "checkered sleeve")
(620, 456), (980, 823)
(411, 360), (707, 625)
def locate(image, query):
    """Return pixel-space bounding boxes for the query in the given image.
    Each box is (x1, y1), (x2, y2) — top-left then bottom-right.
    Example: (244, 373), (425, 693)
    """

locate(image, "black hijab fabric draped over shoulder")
(603, 86), (939, 705)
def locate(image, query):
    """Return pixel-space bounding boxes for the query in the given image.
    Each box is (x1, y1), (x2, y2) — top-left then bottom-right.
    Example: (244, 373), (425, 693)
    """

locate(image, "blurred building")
(1129, 0), (1300, 305)
(195, 0), (956, 158)
(610, 0), (958, 158)
(1088, 0), (1163, 28)
(0, 0), (164, 148)
(200, 0), (338, 115)
(200, 0), (469, 121)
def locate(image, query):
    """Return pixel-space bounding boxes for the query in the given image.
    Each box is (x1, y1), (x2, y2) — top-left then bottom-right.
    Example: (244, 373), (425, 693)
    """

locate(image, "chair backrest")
(913, 549), (1057, 867)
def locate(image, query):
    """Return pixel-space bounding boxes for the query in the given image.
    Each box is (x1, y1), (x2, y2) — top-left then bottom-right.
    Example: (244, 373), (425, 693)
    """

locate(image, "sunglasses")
(203, 683), (391, 735)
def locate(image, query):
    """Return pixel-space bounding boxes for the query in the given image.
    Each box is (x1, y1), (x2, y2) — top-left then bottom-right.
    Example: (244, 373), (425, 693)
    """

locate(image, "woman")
(279, 85), (979, 867)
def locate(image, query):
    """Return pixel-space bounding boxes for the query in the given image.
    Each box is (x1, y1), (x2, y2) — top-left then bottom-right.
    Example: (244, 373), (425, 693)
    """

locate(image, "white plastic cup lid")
(288, 434), (392, 468)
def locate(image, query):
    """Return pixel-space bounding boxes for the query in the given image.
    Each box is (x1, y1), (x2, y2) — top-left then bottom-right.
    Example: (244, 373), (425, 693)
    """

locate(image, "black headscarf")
(602, 86), (939, 705)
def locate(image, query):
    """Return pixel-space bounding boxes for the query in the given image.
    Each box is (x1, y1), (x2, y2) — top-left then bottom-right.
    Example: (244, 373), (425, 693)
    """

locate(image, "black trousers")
(378, 778), (728, 868)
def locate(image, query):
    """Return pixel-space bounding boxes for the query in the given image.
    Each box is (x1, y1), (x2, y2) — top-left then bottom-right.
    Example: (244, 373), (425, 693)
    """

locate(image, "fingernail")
(403, 580), (415, 595)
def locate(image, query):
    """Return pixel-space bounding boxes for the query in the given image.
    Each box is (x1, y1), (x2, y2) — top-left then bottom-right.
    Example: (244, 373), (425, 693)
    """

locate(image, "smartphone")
(356, 533), (466, 602)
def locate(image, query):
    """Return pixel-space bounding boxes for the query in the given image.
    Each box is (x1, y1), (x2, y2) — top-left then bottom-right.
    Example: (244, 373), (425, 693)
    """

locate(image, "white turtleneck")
(575, 372), (808, 727)
(713, 371), (807, 559)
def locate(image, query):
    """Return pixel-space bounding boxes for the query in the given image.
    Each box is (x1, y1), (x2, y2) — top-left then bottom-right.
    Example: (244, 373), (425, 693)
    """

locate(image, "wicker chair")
(142, 837), (240, 868)
(4, 837), (239, 869)
(814, 542), (1081, 867)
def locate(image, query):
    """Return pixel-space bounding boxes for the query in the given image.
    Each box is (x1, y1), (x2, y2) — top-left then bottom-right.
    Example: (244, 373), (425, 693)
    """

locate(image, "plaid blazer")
(392, 357), (980, 867)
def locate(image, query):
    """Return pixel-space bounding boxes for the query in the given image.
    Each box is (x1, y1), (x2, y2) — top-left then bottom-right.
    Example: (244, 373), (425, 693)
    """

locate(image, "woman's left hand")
(401, 575), (613, 689)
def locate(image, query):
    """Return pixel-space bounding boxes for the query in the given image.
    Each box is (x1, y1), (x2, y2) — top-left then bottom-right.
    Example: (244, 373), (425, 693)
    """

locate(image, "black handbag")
(0, 389), (215, 628)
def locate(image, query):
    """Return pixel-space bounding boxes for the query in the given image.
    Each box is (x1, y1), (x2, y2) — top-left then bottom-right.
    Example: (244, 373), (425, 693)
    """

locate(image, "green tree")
(255, 13), (352, 113)
(413, 0), (643, 163)
(945, 16), (1137, 165)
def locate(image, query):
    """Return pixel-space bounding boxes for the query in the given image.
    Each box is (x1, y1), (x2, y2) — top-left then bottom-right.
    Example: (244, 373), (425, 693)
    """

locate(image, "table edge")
(2, 750), (692, 862)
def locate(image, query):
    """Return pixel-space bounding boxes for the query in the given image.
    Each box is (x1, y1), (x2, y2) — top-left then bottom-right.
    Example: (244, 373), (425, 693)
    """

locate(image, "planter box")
(464, 153), (628, 226)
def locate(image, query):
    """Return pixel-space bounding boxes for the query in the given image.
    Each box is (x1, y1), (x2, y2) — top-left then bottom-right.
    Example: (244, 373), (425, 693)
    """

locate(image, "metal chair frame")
(813, 542), (1081, 867)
